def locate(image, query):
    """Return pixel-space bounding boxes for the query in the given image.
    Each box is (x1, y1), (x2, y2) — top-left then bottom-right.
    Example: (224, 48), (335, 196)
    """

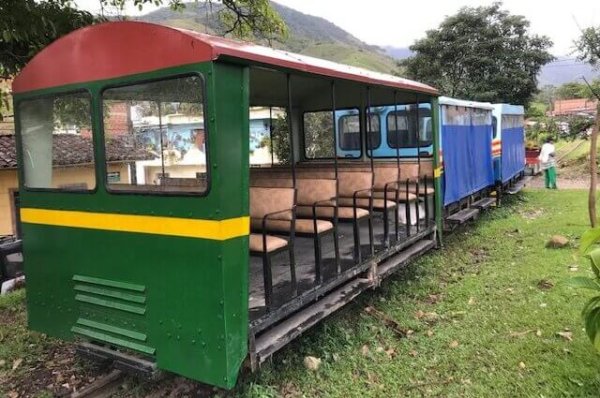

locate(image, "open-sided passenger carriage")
(13, 22), (444, 388)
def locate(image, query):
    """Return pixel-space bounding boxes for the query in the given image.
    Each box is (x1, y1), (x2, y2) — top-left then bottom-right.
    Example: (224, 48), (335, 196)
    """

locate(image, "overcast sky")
(75, 0), (600, 56)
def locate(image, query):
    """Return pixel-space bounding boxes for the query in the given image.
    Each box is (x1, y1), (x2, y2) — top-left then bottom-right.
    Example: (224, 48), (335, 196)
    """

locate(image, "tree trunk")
(589, 103), (600, 227)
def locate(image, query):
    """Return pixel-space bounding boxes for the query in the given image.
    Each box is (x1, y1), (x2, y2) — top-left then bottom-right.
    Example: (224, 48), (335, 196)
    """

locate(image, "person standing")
(539, 137), (557, 189)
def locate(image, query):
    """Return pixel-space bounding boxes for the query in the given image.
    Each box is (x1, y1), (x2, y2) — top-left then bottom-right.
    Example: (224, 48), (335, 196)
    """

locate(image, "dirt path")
(527, 175), (590, 189)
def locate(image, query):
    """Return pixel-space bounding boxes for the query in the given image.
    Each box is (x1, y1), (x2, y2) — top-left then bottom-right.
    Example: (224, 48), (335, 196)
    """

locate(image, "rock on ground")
(546, 235), (569, 248)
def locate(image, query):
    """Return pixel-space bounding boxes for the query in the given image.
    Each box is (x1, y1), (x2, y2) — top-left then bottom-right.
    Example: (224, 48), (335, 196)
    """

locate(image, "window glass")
(102, 75), (208, 194)
(365, 112), (381, 150)
(472, 108), (491, 126)
(492, 116), (498, 139)
(249, 107), (284, 166)
(338, 110), (361, 153)
(387, 106), (433, 148)
(19, 91), (95, 190)
(303, 111), (334, 159)
(502, 115), (524, 129)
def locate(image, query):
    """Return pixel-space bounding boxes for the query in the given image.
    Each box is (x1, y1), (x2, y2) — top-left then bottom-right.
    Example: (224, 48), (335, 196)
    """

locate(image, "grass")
(233, 190), (600, 397)
(2, 190), (600, 397)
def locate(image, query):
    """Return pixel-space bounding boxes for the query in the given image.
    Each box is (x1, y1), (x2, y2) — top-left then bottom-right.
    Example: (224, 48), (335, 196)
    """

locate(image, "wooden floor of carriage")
(248, 213), (435, 320)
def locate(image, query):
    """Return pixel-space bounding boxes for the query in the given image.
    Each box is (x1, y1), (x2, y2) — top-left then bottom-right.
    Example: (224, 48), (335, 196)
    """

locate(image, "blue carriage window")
(338, 112), (361, 151)
(472, 108), (491, 126)
(387, 107), (432, 148)
(18, 91), (95, 191)
(102, 74), (208, 195)
(337, 110), (379, 155)
(365, 112), (381, 150)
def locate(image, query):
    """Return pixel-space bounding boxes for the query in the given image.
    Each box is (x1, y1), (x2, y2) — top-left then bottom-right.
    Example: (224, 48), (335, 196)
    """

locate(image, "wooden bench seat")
(337, 197), (396, 210)
(372, 190), (418, 201)
(249, 234), (289, 252)
(251, 218), (333, 234)
(296, 203), (370, 219)
(249, 186), (296, 310)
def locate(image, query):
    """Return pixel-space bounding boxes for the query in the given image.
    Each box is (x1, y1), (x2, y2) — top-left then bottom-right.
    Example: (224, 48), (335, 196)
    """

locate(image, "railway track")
(557, 140), (586, 165)
(70, 370), (125, 398)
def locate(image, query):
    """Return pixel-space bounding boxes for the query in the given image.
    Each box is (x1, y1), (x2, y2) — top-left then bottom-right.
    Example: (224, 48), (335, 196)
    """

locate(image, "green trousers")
(544, 166), (557, 189)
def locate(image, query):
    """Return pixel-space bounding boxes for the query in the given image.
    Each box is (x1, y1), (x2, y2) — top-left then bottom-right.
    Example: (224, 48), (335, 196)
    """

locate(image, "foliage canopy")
(400, 2), (553, 105)
(0, 0), (284, 118)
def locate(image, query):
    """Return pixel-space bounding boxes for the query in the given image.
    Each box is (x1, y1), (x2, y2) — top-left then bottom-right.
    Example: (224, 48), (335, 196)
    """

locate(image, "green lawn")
(236, 189), (600, 397)
(2, 190), (600, 397)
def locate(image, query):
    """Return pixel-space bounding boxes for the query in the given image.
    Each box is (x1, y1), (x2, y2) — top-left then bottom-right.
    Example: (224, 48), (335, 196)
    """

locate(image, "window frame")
(100, 72), (211, 197)
(364, 111), (382, 152)
(336, 110), (362, 155)
(492, 116), (498, 139)
(16, 88), (97, 194)
(385, 107), (433, 150)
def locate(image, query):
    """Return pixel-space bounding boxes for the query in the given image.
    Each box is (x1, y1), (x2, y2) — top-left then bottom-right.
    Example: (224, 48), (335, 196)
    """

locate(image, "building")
(0, 134), (150, 237)
(551, 98), (599, 117)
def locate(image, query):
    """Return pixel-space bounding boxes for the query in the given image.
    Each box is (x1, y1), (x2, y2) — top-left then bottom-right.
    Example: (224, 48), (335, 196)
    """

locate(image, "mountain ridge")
(140, 2), (399, 74)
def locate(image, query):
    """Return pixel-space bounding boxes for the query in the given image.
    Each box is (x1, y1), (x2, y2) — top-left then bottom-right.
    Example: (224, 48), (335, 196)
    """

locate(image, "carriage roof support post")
(414, 94), (421, 232)
(330, 81), (341, 274)
(269, 106), (274, 166)
(393, 91), (401, 177)
(286, 74), (296, 185)
(431, 96), (443, 245)
(415, 94), (421, 180)
(365, 87), (374, 184)
(330, 81), (339, 183)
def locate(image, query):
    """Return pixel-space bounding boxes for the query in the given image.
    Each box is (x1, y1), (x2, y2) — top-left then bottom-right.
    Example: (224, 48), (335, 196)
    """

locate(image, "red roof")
(551, 98), (598, 116)
(13, 21), (437, 95)
(0, 134), (153, 169)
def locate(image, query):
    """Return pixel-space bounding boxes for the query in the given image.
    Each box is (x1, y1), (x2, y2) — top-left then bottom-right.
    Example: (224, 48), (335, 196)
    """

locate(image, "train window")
(472, 108), (491, 126)
(492, 116), (498, 139)
(18, 91), (95, 191)
(102, 75), (208, 194)
(387, 107), (432, 148)
(338, 111), (361, 154)
(365, 112), (381, 151)
(303, 111), (334, 159)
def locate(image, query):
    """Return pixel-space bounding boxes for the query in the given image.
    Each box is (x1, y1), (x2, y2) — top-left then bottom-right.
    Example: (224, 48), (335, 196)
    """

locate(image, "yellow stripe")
(434, 167), (442, 178)
(20, 208), (249, 241)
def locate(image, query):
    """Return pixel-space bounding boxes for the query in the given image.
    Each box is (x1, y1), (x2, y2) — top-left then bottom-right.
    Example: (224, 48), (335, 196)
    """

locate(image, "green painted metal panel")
(74, 284), (146, 304)
(76, 318), (148, 341)
(18, 60), (250, 389)
(75, 294), (146, 315)
(73, 275), (146, 292)
(431, 96), (443, 243)
(71, 326), (156, 355)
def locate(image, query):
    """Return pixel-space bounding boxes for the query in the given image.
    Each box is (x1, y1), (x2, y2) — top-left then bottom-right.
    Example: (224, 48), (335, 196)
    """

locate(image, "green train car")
(12, 21), (444, 388)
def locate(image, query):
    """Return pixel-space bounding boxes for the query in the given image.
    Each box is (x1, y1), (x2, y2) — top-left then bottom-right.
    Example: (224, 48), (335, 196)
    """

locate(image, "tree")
(555, 82), (588, 99)
(304, 112), (334, 159)
(400, 2), (553, 104)
(0, 0), (285, 119)
(575, 26), (600, 227)
(270, 114), (290, 164)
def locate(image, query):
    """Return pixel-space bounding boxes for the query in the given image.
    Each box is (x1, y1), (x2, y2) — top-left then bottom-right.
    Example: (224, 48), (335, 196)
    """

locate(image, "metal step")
(252, 239), (436, 365)
(253, 278), (371, 365)
(470, 197), (496, 210)
(76, 342), (162, 381)
(507, 176), (532, 194)
(446, 207), (480, 224)
(377, 239), (436, 279)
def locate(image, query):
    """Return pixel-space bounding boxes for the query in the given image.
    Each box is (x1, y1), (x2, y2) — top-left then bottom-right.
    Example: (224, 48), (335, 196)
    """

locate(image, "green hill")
(140, 2), (398, 74)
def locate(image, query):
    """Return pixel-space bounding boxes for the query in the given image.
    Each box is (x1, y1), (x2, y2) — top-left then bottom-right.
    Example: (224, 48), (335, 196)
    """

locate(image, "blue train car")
(438, 97), (495, 207)
(492, 104), (526, 185)
(335, 104), (433, 158)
